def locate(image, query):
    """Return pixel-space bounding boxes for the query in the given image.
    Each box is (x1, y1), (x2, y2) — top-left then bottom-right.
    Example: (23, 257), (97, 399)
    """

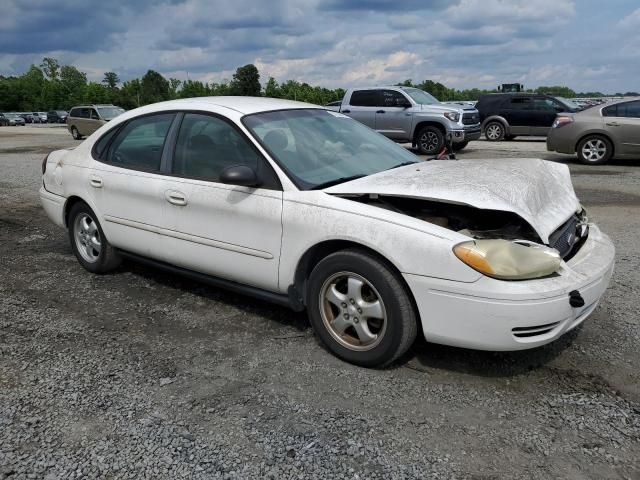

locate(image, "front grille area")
(462, 112), (479, 125)
(548, 214), (588, 259)
(512, 321), (561, 338)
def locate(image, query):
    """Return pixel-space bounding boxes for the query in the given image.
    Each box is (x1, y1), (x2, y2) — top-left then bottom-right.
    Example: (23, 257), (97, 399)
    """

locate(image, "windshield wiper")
(311, 174), (366, 190)
(386, 161), (418, 170)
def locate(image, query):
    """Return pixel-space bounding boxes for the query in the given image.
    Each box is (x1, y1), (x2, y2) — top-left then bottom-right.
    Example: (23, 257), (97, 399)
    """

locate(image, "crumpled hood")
(325, 158), (580, 243)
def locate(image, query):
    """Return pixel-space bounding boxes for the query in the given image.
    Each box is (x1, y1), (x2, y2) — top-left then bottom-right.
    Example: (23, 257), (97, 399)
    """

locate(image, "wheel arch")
(574, 131), (616, 156)
(63, 195), (93, 227)
(482, 116), (509, 133)
(291, 240), (421, 327)
(412, 120), (446, 145)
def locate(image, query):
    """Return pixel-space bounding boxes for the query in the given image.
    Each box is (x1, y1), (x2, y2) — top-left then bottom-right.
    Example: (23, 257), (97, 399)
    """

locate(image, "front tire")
(416, 126), (444, 155)
(577, 135), (613, 165)
(452, 141), (469, 152)
(68, 202), (121, 273)
(307, 249), (418, 367)
(484, 121), (505, 141)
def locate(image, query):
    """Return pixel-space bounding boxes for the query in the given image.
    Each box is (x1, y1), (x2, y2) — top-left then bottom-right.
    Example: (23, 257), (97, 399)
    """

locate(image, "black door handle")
(342, 109), (351, 113)
(376, 110), (385, 114)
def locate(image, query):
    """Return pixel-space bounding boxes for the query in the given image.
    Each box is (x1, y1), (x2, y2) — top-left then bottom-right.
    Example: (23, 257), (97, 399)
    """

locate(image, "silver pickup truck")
(327, 86), (481, 154)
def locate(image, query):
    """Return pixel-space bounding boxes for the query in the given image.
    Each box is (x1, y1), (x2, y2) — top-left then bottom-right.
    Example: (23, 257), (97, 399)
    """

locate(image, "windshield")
(554, 97), (580, 111)
(97, 106), (125, 120)
(401, 88), (440, 105)
(243, 109), (419, 190)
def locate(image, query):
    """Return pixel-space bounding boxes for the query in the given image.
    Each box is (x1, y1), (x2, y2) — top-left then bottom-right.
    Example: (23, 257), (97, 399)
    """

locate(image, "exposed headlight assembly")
(443, 111), (460, 122)
(453, 239), (562, 280)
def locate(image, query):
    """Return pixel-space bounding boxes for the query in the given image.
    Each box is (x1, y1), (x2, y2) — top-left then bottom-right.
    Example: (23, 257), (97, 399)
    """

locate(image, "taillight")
(42, 152), (50, 175)
(552, 116), (574, 129)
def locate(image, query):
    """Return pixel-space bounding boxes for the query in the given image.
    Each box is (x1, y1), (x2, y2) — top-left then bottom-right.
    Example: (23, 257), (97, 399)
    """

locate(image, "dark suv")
(477, 93), (580, 141)
(47, 110), (68, 124)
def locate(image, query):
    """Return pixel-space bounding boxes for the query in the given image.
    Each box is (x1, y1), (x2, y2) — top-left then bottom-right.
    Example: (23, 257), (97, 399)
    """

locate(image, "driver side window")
(172, 113), (259, 181)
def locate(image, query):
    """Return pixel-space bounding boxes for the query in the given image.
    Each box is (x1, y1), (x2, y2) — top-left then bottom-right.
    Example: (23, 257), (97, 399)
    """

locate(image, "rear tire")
(68, 202), (121, 273)
(577, 135), (613, 165)
(484, 121), (505, 141)
(307, 249), (418, 368)
(415, 126), (444, 155)
(71, 126), (82, 140)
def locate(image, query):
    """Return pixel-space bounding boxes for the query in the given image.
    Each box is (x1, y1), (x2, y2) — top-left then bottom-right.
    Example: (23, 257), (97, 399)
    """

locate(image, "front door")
(162, 112), (283, 291)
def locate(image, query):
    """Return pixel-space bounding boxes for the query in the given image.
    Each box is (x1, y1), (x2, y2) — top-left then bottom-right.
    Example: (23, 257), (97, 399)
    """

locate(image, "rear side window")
(69, 108), (80, 118)
(106, 114), (175, 171)
(509, 97), (532, 109)
(350, 90), (379, 107)
(94, 127), (121, 159)
(603, 101), (640, 118)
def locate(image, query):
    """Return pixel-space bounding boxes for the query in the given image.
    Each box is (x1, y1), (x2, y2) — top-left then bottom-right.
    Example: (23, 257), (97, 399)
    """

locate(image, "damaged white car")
(39, 98), (615, 367)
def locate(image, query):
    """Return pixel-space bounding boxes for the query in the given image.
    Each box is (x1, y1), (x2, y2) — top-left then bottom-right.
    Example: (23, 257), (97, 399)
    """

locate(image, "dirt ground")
(1, 126), (639, 479)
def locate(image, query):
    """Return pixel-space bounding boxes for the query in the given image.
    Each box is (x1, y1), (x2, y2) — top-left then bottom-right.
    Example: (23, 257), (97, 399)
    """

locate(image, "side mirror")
(219, 165), (261, 187)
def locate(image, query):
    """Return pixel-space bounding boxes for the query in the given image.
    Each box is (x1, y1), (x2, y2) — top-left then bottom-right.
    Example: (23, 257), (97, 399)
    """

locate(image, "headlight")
(453, 239), (561, 280)
(443, 111), (460, 122)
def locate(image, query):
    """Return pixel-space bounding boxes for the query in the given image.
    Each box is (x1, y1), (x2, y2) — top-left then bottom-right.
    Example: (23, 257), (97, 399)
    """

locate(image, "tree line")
(1, 57), (635, 112)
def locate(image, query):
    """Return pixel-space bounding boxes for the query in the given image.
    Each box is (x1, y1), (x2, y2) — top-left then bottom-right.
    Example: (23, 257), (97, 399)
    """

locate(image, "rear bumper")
(404, 224), (615, 351)
(546, 130), (575, 154)
(39, 186), (66, 228)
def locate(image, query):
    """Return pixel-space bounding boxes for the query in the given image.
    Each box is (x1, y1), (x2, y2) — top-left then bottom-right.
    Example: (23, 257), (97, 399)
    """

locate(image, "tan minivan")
(67, 105), (125, 139)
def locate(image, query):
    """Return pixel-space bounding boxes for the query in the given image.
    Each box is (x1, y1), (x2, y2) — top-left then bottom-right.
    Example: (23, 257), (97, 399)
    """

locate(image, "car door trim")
(103, 214), (274, 259)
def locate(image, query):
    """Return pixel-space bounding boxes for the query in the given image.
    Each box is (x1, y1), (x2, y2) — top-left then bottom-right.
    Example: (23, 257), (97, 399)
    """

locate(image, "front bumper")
(404, 224), (615, 351)
(451, 125), (482, 143)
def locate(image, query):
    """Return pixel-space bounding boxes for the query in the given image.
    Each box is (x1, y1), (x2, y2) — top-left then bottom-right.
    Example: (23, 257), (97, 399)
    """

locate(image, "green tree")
(103, 72), (120, 89)
(140, 70), (170, 104)
(40, 57), (60, 81)
(230, 64), (261, 96)
(168, 78), (182, 99)
(264, 77), (281, 98)
(535, 85), (576, 97)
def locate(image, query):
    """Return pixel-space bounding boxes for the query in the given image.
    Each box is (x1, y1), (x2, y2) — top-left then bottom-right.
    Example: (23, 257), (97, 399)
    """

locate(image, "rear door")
(87, 108), (103, 136)
(501, 97), (532, 134)
(374, 89), (412, 141)
(89, 113), (177, 261)
(345, 90), (378, 129)
(603, 100), (640, 155)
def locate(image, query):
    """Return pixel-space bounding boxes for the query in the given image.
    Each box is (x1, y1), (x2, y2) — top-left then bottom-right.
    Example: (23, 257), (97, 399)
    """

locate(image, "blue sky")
(1, 0), (638, 93)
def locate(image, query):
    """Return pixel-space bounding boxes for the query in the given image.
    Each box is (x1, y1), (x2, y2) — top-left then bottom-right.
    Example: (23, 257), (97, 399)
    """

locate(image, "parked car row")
(0, 111), (69, 125)
(0, 113), (26, 126)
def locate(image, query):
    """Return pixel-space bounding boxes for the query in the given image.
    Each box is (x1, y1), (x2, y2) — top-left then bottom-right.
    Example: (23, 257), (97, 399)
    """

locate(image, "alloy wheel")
(74, 213), (102, 263)
(319, 271), (387, 351)
(419, 131), (440, 153)
(581, 139), (607, 162)
(486, 124), (503, 140)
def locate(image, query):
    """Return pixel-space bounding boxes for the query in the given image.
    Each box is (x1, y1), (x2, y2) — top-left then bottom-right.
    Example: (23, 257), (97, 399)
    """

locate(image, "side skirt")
(117, 250), (305, 312)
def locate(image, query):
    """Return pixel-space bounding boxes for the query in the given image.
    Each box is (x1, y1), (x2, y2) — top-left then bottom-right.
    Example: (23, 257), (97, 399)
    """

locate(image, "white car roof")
(131, 96), (322, 116)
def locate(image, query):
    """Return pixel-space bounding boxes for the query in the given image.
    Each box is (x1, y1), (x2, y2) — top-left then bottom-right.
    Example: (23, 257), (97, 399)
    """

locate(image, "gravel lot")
(1, 126), (639, 479)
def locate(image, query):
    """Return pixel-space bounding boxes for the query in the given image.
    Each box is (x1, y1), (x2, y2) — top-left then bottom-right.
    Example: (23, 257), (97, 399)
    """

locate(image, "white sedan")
(39, 97), (615, 367)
